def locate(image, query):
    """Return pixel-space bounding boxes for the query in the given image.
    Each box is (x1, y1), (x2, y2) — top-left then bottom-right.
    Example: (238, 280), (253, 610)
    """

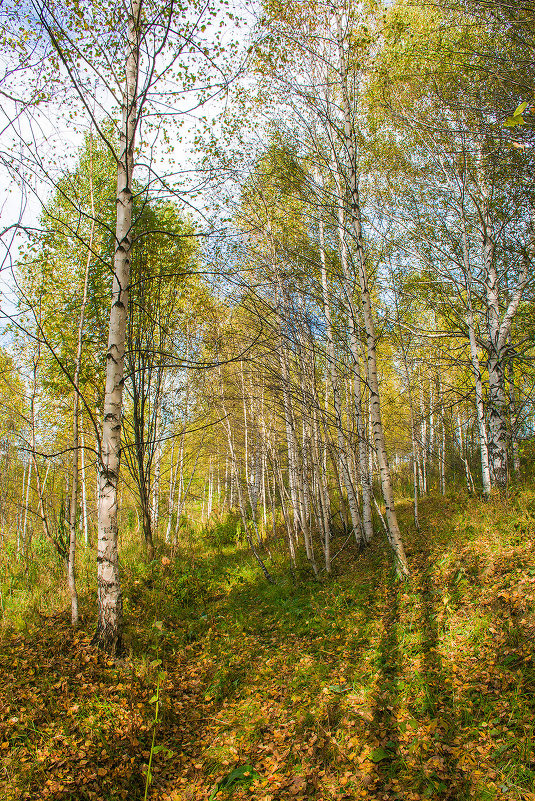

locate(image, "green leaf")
(221, 765), (255, 786)
(370, 746), (390, 762)
(208, 765), (258, 800)
(151, 745), (164, 754)
(504, 115), (525, 127)
(149, 694), (159, 703)
(514, 101), (528, 116)
(501, 654), (518, 666)
(496, 741), (515, 756)
(327, 683), (351, 693)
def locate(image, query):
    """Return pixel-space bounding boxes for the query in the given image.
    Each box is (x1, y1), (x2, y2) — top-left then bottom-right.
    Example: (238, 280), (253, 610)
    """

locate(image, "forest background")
(0, 0), (534, 799)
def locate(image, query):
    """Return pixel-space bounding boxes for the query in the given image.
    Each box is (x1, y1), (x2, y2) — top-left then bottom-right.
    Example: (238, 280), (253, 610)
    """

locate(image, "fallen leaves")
(2, 493), (535, 801)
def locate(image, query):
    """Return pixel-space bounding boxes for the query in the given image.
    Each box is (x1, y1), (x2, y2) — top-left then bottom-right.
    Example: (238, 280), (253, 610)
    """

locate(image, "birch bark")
(335, 22), (409, 576)
(462, 229), (492, 495)
(95, 0), (140, 653)
(80, 419), (89, 546)
(220, 390), (274, 583)
(481, 192), (508, 489)
(318, 209), (363, 546)
(68, 135), (94, 627)
(332, 175), (373, 545)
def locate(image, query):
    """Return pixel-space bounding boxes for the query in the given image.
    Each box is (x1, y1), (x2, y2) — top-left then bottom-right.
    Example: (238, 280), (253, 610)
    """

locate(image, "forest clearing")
(0, 0), (533, 798)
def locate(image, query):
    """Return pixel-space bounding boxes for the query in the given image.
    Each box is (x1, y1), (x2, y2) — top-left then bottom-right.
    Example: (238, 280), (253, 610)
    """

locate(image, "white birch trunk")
(318, 208), (363, 546)
(440, 416), (446, 496)
(68, 146), (94, 626)
(457, 411), (473, 493)
(207, 457), (213, 519)
(312, 403), (331, 571)
(460, 212), (492, 496)
(419, 379), (427, 494)
(220, 392), (273, 583)
(275, 455), (296, 565)
(508, 358), (520, 475)
(95, 0), (140, 653)
(484, 218), (509, 489)
(151, 437), (161, 534)
(22, 458), (31, 554)
(335, 50), (409, 575)
(80, 420), (89, 546)
(280, 342), (317, 573)
(333, 189), (373, 545)
(165, 437), (177, 543)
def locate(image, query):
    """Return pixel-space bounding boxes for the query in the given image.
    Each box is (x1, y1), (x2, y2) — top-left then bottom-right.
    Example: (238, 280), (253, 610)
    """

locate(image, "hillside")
(1, 488), (535, 801)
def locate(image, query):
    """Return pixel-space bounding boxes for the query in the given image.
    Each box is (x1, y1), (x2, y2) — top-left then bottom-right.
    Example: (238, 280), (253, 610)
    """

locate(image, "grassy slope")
(1, 488), (535, 801)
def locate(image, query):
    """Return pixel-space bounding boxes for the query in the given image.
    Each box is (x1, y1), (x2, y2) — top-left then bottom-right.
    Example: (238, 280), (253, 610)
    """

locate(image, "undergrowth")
(1, 487), (535, 800)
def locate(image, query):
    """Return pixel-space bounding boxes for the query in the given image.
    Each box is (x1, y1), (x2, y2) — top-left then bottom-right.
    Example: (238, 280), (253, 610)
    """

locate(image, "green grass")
(1, 487), (535, 800)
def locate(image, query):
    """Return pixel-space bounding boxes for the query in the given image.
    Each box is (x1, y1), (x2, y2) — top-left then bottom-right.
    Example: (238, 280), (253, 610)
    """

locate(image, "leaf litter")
(1, 491), (535, 800)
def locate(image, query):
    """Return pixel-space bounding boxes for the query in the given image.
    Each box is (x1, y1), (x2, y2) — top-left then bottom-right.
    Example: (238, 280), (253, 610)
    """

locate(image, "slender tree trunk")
(151, 437), (161, 535)
(465, 311), (492, 495)
(95, 0), (140, 654)
(461, 217), (492, 496)
(274, 454), (296, 566)
(393, 285), (419, 531)
(207, 457), (213, 519)
(420, 378), (427, 494)
(68, 139), (94, 627)
(487, 348), (509, 489)
(318, 206), (363, 547)
(165, 437), (177, 543)
(335, 41), (409, 575)
(22, 458), (31, 555)
(508, 358), (520, 476)
(332, 183), (373, 545)
(266, 456), (278, 544)
(485, 244), (529, 489)
(457, 411), (473, 493)
(240, 362), (250, 496)
(429, 374), (435, 472)
(440, 415), (446, 495)
(220, 393), (274, 583)
(80, 419), (89, 546)
(174, 436), (185, 536)
(312, 403), (331, 571)
(279, 340), (318, 574)
(17, 456), (26, 554)
(480, 181), (509, 490)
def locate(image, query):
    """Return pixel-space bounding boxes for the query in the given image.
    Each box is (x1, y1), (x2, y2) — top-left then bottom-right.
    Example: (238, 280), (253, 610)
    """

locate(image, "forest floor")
(1, 488), (535, 801)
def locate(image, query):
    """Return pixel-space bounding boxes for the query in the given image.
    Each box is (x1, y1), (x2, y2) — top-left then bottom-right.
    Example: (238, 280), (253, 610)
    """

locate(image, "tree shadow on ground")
(415, 548), (471, 801)
(370, 566), (401, 798)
